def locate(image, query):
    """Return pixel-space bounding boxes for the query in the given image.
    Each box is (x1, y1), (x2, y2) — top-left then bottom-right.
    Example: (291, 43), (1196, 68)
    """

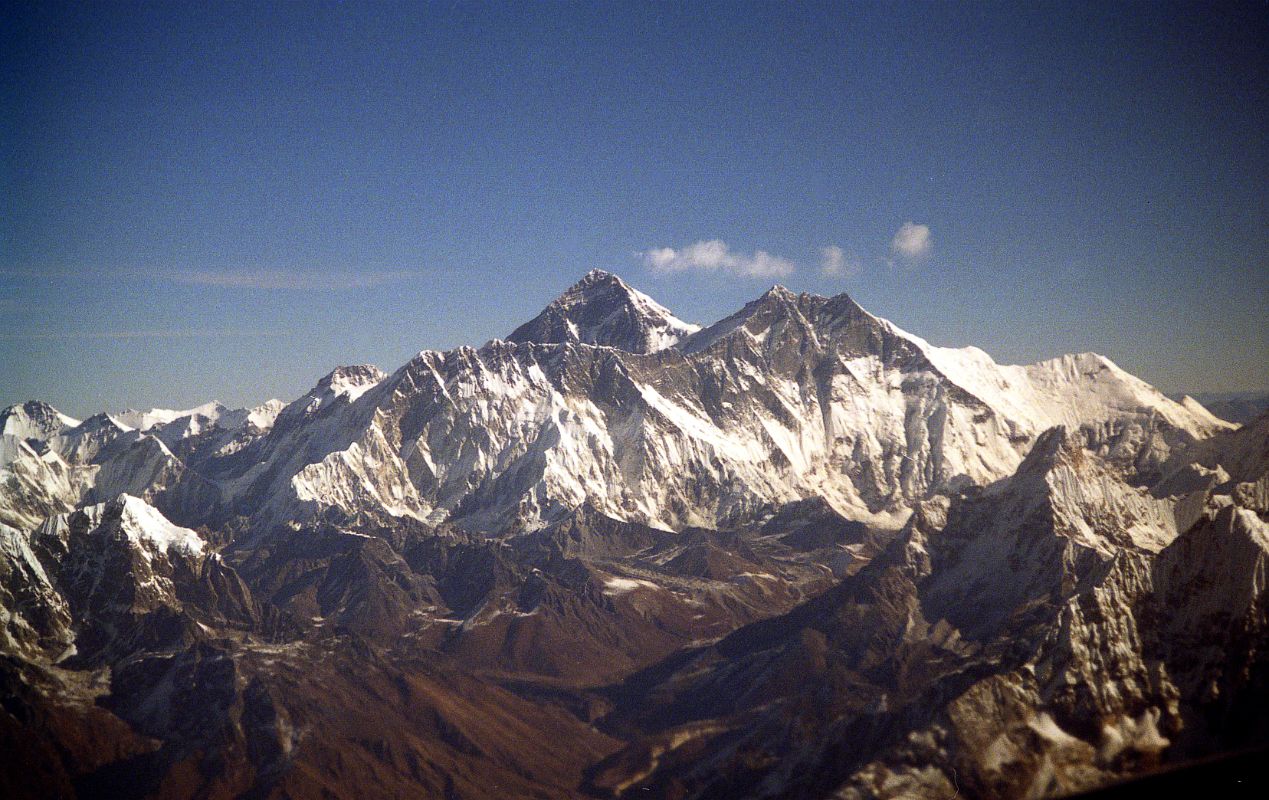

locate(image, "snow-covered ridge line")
(1, 397), (286, 444)
(109, 401), (226, 432)
(0, 270), (1235, 536)
(265, 275), (1223, 529)
(1, 271), (1230, 454)
(32, 493), (205, 558)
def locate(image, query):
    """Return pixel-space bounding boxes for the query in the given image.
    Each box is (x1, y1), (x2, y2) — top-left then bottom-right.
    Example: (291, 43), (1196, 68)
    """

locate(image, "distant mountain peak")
(506, 270), (699, 353)
(316, 364), (386, 395)
(1, 400), (80, 438)
(676, 285), (880, 356)
(578, 267), (620, 285)
(76, 493), (207, 558)
(292, 364), (386, 415)
(108, 401), (227, 433)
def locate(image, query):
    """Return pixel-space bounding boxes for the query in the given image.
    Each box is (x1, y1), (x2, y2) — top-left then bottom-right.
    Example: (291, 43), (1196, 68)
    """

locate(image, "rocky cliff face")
(587, 425), (1266, 799)
(0, 272), (1260, 799)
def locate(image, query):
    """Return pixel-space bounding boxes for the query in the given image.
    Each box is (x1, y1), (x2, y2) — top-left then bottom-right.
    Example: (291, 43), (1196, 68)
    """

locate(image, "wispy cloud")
(168, 268), (413, 290)
(891, 222), (932, 259)
(2, 267), (415, 290)
(0, 329), (294, 341)
(818, 245), (862, 278)
(640, 239), (795, 279)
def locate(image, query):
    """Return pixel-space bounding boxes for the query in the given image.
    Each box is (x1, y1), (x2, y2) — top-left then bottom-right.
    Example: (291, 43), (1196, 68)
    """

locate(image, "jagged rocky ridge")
(0, 271), (1263, 799)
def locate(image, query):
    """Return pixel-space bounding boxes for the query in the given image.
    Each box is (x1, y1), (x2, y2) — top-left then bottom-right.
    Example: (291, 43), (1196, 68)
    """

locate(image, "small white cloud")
(891, 222), (932, 259)
(639, 239), (794, 279)
(745, 250), (796, 278)
(642, 247), (680, 272)
(818, 245), (862, 278)
(169, 269), (413, 290)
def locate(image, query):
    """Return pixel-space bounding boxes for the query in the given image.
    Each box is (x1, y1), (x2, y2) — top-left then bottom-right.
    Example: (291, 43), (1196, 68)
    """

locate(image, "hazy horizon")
(4, 268), (1268, 420)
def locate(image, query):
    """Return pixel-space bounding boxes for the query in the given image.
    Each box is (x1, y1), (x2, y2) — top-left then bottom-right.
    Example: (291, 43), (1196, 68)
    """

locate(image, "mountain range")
(1, 270), (1264, 799)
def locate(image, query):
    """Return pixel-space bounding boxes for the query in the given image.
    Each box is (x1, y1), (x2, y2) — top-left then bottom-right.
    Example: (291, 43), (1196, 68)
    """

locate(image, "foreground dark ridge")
(0, 271), (1263, 799)
(1064, 745), (1269, 798)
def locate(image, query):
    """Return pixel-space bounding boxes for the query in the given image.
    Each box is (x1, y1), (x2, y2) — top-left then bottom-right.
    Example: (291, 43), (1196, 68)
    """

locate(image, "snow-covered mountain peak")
(245, 398), (286, 429)
(38, 493), (206, 559)
(316, 365), (386, 399)
(274, 365), (387, 424)
(506, 269), (699, 353)
(1015, 425), (1083, 474)
(761, 284), (797, 301)
(101, 494), (206, 557)
(577, 267), (622, 287)
(982, 426), (1091, 512)
(676, 285), (880, 357)
(853, 319), (1232, 446)
(212, 398), (286, 434)
(1021, 352), (1233, 436)
(674, 287), (795, 354)
(1, 401), (80, 439)
(996, 424), (1182, 553)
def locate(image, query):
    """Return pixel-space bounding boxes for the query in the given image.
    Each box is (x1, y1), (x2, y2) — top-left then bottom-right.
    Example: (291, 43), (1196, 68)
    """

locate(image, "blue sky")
(3, 1), (1266, 417)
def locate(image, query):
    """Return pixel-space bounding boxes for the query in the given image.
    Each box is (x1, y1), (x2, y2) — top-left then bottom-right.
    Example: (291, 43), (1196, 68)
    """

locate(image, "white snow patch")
(603, 576), (660, 594)
(84, 495), (205, 558)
